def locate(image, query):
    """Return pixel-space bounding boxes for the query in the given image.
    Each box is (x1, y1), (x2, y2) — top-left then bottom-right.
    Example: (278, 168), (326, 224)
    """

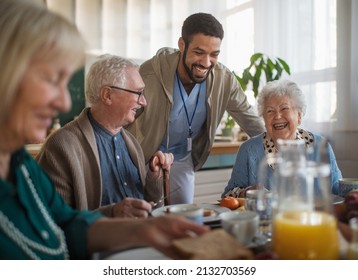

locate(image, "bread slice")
(172, 229), (253, 260)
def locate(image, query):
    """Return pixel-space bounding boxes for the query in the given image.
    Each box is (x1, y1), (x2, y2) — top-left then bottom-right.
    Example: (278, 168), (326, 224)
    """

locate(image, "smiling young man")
(126, 13), (265, 204)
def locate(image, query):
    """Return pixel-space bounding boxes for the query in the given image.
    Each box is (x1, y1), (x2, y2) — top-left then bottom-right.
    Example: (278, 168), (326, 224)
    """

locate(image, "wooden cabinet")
(194, 168), (232, 204)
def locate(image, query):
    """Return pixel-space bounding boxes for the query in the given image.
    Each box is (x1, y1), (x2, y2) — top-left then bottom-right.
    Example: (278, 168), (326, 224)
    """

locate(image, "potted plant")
(222, 114), (235, 137)
(233, 53), (291, 98)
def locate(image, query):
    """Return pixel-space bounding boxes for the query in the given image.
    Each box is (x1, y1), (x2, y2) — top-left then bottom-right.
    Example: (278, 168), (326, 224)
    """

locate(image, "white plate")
(332, 194), (344, 205)
(101, 247), (170, 260)
(151, 203), (230, 223)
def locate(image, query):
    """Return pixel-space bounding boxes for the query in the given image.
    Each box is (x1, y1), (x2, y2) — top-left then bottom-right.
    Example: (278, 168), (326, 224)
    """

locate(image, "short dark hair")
(181, 13), (224, 44)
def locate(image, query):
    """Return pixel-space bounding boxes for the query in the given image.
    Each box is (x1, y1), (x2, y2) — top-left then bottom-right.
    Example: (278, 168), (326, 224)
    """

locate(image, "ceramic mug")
(339, 178), (358, 197)
(219, 211), (259, 245)
(169, 204), (204, 224)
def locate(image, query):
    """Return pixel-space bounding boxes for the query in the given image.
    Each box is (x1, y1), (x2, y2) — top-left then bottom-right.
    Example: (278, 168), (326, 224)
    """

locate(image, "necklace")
(0, 164), (69, 259)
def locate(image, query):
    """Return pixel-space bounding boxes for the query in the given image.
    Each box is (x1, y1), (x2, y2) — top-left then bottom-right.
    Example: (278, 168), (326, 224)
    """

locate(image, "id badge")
(187, 137), (192, 152)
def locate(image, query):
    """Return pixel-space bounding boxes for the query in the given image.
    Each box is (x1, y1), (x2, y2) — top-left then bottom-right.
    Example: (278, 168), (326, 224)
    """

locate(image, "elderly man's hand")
(149, 151), (174, 172)
(111, 198), (152, 218)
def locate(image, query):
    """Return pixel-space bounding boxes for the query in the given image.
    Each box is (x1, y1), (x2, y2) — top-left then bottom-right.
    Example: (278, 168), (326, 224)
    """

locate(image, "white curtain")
(46, 0), (357, 133)
(253, 0), (338, 133)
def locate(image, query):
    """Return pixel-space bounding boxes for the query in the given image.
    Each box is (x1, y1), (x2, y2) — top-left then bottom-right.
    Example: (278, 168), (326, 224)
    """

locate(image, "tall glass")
(271, 139), (339, 259)
(256, 154), (278, 240)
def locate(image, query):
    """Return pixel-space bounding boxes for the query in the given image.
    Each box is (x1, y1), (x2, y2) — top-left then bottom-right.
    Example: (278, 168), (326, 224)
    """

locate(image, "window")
(47, 0), (354, 132)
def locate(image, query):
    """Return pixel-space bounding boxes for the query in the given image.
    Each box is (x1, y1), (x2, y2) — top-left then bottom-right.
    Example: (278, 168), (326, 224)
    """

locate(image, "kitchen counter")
(26, 144), (42, 158)
(211, 141), (243, 155)
(26, 141), (243, 159)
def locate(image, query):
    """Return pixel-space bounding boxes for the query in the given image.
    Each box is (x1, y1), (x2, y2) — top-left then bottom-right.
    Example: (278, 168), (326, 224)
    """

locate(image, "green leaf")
(252, 78), (260, 97)
(275, 62), (283, 79)
(254, 65), (262, 81)
(267, 58), (275, 72)
(243, 69), (252, 81)
(233, 71), (244, 90)
(233, 53), (291, 98)
(277, 57), (291, 74)
(250, 53), (263, 64)
(265, 66), (273, 82)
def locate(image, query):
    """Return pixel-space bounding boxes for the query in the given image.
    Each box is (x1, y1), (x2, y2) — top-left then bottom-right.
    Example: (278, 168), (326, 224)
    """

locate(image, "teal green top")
(0, 149), (103, 259)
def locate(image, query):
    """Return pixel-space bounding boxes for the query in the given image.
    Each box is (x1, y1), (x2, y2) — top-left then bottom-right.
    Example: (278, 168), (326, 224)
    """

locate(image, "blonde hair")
(0, 0), (86, 124)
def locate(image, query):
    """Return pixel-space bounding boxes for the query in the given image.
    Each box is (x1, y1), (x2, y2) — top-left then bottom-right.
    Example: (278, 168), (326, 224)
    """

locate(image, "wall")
(58, 68), (85, 125)
(333, 0), (358, 178)
(331, 132), (358, 178)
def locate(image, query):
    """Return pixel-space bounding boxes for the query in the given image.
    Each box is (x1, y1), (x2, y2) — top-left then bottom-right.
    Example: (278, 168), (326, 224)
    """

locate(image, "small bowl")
(169, 204), (204, 224)
(339, 178), (358, 197)
(219, 211), (259, 245)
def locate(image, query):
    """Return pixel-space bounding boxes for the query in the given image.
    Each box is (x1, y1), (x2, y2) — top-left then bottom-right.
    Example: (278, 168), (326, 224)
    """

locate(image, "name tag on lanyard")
(176, 71), (200, 153)
(187, 137), (192, 152)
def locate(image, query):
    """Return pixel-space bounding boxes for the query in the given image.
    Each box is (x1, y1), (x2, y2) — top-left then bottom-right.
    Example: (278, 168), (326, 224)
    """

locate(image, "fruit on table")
(219, 197), (240, 210)
(236, 197), (246, 207)
(345, 191), (358, 205)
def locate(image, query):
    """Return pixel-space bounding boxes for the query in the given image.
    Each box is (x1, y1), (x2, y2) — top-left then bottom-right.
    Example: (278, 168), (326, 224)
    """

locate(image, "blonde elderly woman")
(222, 79), (342, 198)
(0, 0), (207, 260)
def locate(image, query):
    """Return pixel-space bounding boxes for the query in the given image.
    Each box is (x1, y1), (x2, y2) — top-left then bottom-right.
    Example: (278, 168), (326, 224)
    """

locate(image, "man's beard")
(182, 47), (213, 84)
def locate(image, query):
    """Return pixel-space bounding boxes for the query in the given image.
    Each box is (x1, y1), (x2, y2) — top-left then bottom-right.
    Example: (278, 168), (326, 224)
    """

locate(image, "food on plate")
(203, 208), (216, 217)
(172, 229), (253, 260)
(219, 197), (243, 210)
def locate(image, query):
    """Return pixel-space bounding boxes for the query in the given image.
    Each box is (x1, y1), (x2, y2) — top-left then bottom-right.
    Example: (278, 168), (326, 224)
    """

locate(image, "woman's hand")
(87, 215), (209, 259)
(238, 185), (258, 198)
(138, 215), (209, 259)
(237, 185), (269, 198)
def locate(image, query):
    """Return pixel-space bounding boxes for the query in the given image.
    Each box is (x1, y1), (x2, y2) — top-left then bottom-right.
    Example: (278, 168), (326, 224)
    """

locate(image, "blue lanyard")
(176, 72), (201, 138)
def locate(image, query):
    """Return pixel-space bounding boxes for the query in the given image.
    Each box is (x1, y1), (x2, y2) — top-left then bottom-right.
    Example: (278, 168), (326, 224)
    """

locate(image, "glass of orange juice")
(271, 139), (339, 260)
(273, 210), (339, 259)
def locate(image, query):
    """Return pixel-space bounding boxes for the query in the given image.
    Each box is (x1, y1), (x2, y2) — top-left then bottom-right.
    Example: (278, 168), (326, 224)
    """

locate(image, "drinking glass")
(256, 154), (278, 240)
(271, 139), (339, 259)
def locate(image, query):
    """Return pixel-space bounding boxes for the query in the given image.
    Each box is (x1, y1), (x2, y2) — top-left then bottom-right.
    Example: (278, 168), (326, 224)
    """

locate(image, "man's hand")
(149, 151), (174, 172)
(112, 197), (152, 218)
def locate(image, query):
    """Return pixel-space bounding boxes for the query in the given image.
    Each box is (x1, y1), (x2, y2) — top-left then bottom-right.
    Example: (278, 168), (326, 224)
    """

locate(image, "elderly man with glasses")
(37, 54), (174, 219)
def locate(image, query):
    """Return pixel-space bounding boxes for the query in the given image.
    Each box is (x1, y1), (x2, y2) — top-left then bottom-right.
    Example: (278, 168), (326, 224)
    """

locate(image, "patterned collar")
(262, 128), (314, 169)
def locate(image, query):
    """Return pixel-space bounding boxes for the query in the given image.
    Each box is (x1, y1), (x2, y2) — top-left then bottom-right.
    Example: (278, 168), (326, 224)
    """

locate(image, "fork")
(150, 187), (181, 210)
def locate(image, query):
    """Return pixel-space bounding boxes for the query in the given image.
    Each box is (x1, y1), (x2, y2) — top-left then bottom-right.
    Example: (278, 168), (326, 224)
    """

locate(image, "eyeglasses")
(107, 85), (144, 102)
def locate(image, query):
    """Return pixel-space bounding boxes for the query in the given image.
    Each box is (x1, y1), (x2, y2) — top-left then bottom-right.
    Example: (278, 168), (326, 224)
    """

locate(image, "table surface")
(96, 200), (350, 260)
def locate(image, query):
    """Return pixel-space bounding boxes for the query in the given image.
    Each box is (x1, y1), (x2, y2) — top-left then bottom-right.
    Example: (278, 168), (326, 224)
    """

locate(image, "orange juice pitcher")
(270, 139), (339, 260)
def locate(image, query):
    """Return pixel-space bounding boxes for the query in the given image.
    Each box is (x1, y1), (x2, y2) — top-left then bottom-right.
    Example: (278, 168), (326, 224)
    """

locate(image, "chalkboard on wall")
(58, 68), (85, 125)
